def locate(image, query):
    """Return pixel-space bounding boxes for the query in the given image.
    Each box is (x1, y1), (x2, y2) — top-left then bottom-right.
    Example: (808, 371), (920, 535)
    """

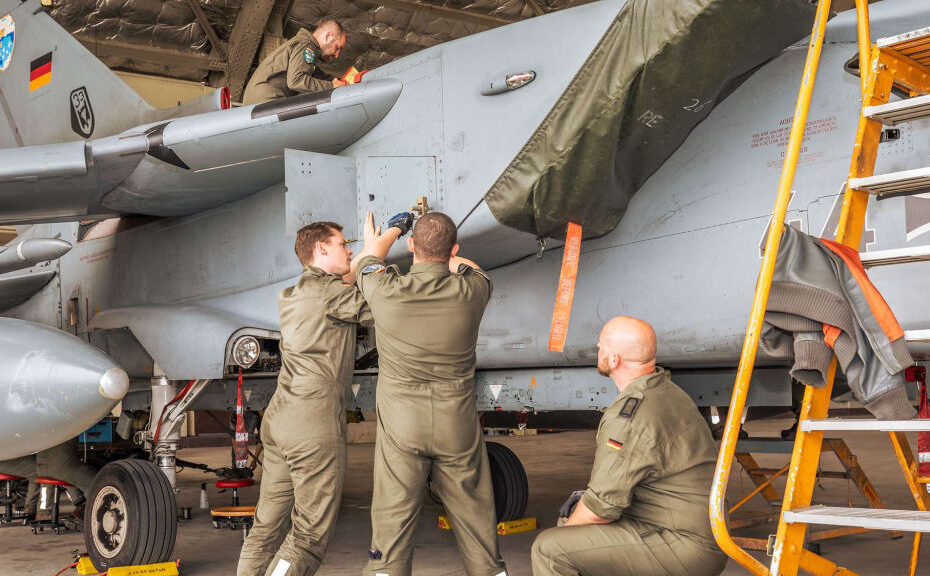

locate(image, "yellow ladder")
(710, 1), (930, 575)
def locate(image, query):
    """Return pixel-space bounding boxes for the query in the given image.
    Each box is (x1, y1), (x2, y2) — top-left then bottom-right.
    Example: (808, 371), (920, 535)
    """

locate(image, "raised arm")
(345, 212), (412, 282)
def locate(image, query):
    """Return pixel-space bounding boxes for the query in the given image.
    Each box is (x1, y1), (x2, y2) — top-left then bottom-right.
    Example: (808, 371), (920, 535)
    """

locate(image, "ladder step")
(906, 329), (930, 343)
(860, 245), (930, 267)
(877, 26), (930, 68)
(864, 94), (930, 125)
(800, 419), (930, 432)
(783, 506), (930, 532)
(849, 166), (930, 198)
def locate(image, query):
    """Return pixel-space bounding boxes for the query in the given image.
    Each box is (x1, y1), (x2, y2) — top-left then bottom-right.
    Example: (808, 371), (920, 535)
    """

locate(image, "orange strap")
(548, 222), (582, 352)
(823, 324), (841, 349)
(818, 237), (905, 341)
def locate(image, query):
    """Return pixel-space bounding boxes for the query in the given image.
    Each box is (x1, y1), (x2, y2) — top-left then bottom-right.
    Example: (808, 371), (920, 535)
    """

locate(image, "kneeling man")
(531, 316), (727, 576)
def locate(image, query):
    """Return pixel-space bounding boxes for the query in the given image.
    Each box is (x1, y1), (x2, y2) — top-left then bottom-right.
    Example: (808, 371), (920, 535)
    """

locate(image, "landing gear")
(426, 441), (529, 523)
(486, 441), (528, 522)
(84, 459), (177, 570)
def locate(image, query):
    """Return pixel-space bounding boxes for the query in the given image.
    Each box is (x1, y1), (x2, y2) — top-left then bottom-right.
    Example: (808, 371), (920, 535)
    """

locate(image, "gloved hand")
(387, 212), (415, 236)
(558, 490), (586, 519)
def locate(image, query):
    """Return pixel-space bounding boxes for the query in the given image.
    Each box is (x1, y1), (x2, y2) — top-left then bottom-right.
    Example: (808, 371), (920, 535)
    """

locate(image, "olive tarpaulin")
(483, 0), (818, 239)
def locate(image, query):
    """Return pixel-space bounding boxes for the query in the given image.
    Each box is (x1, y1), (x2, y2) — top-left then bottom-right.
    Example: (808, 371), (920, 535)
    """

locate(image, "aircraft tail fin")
(0, 0), (155, 148)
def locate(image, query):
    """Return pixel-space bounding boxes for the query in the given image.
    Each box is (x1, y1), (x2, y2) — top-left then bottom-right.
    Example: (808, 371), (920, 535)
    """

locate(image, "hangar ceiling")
(50, 0), (871, 103)
(51, 0), (590, 101)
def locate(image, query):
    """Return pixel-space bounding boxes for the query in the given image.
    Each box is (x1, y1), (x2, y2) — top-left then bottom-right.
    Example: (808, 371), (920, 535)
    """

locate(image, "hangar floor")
(4, 416), (930, 575)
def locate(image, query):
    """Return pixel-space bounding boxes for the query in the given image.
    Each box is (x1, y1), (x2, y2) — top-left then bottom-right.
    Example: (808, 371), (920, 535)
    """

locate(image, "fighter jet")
(1, 0), (929, 566)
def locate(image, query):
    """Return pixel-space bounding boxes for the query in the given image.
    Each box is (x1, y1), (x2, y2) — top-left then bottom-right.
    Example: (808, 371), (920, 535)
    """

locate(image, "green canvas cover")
(483, 0), (817, 239)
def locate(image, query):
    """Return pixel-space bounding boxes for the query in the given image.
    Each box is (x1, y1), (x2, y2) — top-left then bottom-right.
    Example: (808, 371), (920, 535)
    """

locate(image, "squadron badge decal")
(0, 14), (15, 72)
(303, 46), (317, 65)
(70, 86), (94, 138)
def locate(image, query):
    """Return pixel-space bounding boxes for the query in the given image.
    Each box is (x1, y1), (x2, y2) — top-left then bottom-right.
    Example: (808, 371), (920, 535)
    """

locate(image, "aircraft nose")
(99, 366), (130, 400)
(0, 317), (131, 460)
(18, 238), (72, 261)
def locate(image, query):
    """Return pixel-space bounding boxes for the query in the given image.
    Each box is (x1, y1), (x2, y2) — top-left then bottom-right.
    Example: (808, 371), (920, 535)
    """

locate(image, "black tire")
(84, 459), (177, 570)
(486, 441), (528, 522)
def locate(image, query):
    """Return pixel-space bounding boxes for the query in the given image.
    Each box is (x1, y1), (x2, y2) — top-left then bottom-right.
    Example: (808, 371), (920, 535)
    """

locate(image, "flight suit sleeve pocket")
(356, 255), (387, 299)
(582, 417), (656, 521)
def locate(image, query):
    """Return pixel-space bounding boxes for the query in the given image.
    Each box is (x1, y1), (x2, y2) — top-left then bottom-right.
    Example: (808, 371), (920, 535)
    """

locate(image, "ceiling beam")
(75, 35), (226, 71)
(523, 0), (545, 18)
(226, 0), (277, 102)
(354, 0), (517, 29)
(185, 0), (228, 60)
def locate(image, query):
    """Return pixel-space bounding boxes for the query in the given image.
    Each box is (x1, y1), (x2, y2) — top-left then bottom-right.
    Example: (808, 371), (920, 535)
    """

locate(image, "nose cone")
(0, 318), (129, 460)
(0, 238), (73, 276)
(99, 367), (130, 400)
(17, 238), (72, 262)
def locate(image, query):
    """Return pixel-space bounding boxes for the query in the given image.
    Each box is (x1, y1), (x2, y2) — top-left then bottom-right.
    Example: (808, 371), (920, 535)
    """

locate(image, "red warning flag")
(548, 222), (582, 352)
(235, 369), (249, 469)
(911, 367), (930, 483)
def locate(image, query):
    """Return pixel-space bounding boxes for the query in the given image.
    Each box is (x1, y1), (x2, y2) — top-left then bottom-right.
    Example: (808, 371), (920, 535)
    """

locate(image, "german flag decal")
(29, 52), (52, 91)
(607, 439), (623, 450)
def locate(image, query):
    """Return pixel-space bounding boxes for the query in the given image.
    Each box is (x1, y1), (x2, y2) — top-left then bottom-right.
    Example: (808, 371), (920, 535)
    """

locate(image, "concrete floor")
(3, 416), (930, 575)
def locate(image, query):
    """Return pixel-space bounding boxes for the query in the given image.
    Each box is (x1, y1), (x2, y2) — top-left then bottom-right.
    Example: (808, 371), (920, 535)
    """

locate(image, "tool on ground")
(438, 515), (537, 535)
(74, 554), (181, 576)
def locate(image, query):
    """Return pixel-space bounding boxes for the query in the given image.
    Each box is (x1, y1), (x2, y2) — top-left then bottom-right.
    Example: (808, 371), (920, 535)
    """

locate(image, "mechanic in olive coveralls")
(531, 316), (727, 576)
(355, 212), (507, 576)
(243, 20), (347, 105)
(0, 437), (97, 521)
(237, 213), (409, 576)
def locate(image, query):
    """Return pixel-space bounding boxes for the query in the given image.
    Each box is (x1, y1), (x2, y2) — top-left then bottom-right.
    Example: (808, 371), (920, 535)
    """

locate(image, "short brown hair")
(411, 212), (457, 261)
(295, 221), (342, 266)
(316, 20), (345, 36)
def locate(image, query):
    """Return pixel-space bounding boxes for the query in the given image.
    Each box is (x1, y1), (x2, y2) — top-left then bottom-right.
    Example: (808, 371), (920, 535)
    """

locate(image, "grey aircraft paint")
(0, 317), (128, 459)
(0, 0), (928, 460)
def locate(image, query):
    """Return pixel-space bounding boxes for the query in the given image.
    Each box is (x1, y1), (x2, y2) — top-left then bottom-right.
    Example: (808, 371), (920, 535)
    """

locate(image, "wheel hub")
(92, 486), (127, 558)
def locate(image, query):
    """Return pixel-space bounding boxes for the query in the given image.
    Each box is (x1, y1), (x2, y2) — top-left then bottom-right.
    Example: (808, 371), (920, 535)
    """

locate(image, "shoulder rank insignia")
(361, 263), (385, 275)
(606, 438), (623, 450)
(619, 397), (640, 419)
(303, 46), (317, 65)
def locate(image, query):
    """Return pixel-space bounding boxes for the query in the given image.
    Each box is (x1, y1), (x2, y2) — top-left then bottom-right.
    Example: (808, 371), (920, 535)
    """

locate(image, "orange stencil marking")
(548, 222), (582, 352)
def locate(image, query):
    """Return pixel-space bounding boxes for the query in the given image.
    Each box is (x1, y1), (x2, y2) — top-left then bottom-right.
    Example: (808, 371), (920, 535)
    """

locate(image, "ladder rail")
(855, 0), (871, 98)
(770, 5), (882, 575)
(708, 2), (834, 574)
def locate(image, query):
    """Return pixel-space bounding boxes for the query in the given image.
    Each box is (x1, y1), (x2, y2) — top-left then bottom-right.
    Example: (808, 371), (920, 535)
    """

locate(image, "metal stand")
(727, 437), (900, 551)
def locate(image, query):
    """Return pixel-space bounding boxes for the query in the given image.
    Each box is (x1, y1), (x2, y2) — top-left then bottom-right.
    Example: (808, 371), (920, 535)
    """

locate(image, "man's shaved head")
(314, 20), (347, 62)
(597, 316), (657, 380)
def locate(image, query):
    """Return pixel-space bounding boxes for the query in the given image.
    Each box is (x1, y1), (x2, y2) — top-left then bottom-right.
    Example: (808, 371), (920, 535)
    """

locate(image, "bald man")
(531, 317), (727, 576)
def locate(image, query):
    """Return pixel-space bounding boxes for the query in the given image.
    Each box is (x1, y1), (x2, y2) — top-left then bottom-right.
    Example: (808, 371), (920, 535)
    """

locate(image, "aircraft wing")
(0, 80), (402, 225)
(0, 136), (149, 225)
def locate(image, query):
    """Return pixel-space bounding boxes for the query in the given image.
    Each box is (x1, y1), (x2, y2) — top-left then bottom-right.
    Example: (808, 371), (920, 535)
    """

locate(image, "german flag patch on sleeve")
(607, 438), (623, 450)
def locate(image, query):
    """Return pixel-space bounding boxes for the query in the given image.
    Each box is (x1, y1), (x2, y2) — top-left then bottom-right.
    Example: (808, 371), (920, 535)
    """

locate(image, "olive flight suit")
(532, 368), (727, 576)
(237, 266), (372, 576)
(243, 29), (331, 105)
(356, 255), (507, 576)
(0, 438), (97, 513)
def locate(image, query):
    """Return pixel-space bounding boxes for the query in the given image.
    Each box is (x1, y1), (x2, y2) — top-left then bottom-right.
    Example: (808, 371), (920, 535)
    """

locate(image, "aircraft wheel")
(486, 441), (527, 522)
(84, 459), (177, 570)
